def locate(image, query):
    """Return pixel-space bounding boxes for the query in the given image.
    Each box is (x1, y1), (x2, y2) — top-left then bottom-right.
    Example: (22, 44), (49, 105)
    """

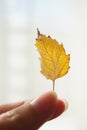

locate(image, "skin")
(0, 91), (68, 130)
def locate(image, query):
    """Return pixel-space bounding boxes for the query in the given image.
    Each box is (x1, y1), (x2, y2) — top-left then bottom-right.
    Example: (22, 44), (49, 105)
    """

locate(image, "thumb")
(0, 91), (57, 130)
(28, 91), (57, 129)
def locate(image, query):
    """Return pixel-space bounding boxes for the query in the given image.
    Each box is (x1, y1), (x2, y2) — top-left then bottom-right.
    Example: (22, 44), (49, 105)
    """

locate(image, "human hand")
(0, 91), (68, 130)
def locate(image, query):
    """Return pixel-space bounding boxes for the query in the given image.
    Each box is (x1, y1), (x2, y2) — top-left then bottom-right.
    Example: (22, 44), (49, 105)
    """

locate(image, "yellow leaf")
(35, 30), (70, 90)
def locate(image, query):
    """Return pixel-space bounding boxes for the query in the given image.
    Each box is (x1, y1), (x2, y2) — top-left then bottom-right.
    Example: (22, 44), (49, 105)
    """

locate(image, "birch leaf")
(35, 30), (70, 90)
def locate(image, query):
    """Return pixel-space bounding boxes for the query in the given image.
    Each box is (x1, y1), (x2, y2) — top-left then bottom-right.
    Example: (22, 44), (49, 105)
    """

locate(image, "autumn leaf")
(35, 29), (70, 91)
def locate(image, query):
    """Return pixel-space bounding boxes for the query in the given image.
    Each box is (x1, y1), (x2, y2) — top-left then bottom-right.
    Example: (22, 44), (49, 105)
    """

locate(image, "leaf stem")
(53, 80), (55, 91)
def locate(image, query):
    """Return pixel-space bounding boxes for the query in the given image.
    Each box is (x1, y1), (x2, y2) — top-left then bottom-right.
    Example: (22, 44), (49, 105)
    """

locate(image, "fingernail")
(30, 91), (57, 115)
(62, 99), (68, 111)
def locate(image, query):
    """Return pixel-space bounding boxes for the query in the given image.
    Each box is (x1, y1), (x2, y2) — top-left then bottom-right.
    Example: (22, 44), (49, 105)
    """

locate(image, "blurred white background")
(0, 0), (87, 129)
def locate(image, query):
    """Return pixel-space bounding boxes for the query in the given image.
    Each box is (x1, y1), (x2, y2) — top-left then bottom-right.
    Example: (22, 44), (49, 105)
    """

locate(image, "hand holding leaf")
(35, 30), (70, 91)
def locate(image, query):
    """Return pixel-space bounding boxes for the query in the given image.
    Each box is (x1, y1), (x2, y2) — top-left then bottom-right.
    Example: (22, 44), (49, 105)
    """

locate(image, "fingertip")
(62, 99), (68, 111)
(30, 91), (57, 115)
(50, 99), (68, 120)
